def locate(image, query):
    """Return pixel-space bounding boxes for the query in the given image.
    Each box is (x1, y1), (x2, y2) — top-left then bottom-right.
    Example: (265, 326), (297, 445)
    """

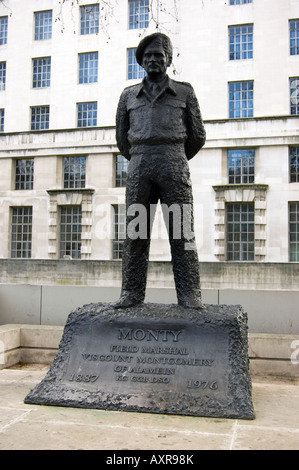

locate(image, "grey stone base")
(24, 302), (255, 420)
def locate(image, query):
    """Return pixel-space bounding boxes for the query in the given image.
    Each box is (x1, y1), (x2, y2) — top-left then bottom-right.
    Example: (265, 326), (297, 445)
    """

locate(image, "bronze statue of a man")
(115, 32), (206, 309)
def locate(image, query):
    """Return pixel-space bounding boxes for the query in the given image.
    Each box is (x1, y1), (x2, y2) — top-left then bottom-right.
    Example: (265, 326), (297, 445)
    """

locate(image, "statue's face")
(142, 41), (169, 78)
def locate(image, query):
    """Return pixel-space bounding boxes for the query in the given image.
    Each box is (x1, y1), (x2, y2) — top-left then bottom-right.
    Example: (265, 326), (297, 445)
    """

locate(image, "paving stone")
(0, 366), (299, 450)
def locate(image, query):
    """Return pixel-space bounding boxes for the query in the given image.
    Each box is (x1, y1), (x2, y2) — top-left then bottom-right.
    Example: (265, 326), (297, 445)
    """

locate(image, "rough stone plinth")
(25, 302), (255, 420)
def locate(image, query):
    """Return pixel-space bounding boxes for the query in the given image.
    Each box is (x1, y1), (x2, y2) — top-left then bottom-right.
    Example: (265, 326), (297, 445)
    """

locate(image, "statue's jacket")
(116, 76), (206, 161)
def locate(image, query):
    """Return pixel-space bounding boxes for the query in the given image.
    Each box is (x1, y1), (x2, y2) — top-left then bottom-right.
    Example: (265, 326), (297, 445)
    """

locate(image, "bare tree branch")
(54, 0), (117, 39)
(149, 0), (179, 32)
(0, 0), (12, 16)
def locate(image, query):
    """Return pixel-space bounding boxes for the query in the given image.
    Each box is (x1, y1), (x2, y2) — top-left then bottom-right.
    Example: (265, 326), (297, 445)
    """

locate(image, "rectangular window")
(228, 149), (255, 184)
(34, 10), (52, 40)
(290, 19), (299, 56)
(31, 106), (50, 130)
(11, 207), (33, 258)
(33, 57), (51, 88)
(290, 147), (299, 183)
(290, 78), (299, 115)
(128, 48), (146, 80)
(229, 24), (253, 60)
(115, 155), (128, 187)
(0, 108), (4, 131)
(227, 203), (254, 261)
(0, 61), (6, 90)
(230, 0), (252, 4)
(129, 0), (149, 29)
(79, 52), (98, 84)
(289, 202), (299, 261)
(112, 204), (126, 259)
(77, 101), (97, 127)
(80, 4), (99, 35)
(0, 16), (8, 45)
(229, 81), (254, 118)
(63, 156), (86, 189)
(60, 206), (82, 259)
(15, 159), (34, 190)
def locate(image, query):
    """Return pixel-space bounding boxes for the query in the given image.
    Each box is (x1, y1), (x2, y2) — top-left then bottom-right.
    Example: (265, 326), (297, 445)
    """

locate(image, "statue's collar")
(136, 76), (177, 97)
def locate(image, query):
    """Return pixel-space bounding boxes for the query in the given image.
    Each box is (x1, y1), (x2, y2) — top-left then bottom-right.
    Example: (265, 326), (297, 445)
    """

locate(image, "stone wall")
(0, 259), (298, 335)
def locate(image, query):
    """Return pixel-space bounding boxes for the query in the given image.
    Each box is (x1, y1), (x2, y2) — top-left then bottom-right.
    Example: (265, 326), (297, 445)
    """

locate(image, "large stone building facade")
(0, 0), (299, 332)
(1, 0), (299, 263)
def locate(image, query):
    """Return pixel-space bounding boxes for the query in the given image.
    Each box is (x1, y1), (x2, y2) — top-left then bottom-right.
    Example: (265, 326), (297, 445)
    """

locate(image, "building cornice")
(1, 115), (298, 136)
(47, 188), (95, 195)
(213, 184), (269, 192)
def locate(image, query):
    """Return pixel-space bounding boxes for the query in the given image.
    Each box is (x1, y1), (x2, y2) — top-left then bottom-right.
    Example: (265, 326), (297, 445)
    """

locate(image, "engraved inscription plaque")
(25, 303), (255, 419)
(63, 318), (228, 401)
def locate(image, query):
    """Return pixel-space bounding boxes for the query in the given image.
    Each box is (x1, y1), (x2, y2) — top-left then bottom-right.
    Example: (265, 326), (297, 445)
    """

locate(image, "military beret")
(135, 32), (173, 66)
